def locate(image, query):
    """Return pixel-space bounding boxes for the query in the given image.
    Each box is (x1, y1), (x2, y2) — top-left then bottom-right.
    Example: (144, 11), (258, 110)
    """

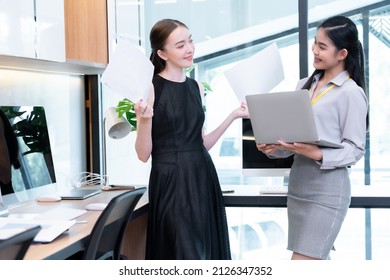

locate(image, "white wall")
(0, 68), (86, 189)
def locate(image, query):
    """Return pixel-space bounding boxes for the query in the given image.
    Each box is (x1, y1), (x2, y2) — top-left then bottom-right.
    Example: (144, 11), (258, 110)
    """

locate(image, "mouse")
(85, 203), (108, 211)
(36, 195), (62, 202)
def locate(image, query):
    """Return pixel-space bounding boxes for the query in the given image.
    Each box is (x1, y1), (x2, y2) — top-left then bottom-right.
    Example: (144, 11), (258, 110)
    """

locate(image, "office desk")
(222, 185), (390, 208)
(5, 184), (389, 260)
(5, 188), (148, 260)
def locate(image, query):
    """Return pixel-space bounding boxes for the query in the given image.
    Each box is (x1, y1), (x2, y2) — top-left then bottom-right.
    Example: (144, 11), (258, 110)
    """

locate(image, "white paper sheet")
(101, 41), (155, 102)
(224, 42), (285, 102)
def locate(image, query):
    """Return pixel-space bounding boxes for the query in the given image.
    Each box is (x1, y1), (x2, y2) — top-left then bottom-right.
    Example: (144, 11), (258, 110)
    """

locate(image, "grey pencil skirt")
(287, 155), (351, 259)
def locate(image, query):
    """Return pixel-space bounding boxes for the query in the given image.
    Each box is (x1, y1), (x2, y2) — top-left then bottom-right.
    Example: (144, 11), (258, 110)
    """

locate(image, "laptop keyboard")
(259, 185), (288, 194)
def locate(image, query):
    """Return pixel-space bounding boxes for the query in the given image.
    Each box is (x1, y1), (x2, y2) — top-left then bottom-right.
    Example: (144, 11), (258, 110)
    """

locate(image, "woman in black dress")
(134, 19), (249, 259)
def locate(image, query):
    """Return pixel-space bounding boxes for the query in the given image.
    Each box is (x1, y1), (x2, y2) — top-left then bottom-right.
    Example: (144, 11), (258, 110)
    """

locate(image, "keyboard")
(259, 185), (288, 194)
(34, 207), (87, 221)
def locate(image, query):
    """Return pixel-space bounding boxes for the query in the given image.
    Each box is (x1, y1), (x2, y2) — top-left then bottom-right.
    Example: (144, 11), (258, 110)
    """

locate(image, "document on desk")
(0, 217), (75, 243)
(101, 41), (154, 103)
(224, 42), (284, 102)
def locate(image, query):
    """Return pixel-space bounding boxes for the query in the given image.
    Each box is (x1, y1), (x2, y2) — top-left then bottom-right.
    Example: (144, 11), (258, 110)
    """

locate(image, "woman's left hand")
(277, 140), (323, 161)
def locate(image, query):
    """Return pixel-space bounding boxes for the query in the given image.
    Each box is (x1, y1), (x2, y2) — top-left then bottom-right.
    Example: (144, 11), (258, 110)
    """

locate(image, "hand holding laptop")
(260, 140), (325, 162)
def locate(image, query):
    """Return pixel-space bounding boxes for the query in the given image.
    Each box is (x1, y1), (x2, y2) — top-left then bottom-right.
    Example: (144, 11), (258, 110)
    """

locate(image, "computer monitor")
(0, 106), (56, 193)
(242, 119), (293, 181)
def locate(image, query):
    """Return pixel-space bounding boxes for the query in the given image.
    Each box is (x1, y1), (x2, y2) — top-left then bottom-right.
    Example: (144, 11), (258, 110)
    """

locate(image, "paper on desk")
(224, 42), (284, 102)
(101, 41), (154, 102)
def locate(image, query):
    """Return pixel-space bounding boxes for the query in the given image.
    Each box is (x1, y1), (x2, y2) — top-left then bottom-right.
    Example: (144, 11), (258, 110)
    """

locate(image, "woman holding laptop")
(257, 16), (368, 260)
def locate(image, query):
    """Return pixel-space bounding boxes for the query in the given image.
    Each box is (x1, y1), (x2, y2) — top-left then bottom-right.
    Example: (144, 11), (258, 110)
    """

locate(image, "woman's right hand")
(256, 143), (278, 156)
(232, 102), (249, 119)
(134, 99), (154, 119)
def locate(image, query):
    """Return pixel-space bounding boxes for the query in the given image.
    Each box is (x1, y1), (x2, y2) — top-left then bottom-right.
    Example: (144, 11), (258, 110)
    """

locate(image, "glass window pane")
(226, 207), (289, 260)
(367, 6), (390, 186)
(371, 209), (390, 259)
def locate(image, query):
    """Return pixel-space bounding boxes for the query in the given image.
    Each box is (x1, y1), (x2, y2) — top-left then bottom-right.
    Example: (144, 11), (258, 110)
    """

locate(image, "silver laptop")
(58, 188), (102, 200)
(245, 90), (343, 148)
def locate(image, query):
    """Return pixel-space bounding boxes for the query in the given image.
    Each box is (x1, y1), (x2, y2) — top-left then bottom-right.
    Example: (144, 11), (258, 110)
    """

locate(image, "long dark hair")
(149, 19), (188, 76)
(302, 16), (366, 92)
(302, 16), (368, 129)
(0, 109), (20, 169)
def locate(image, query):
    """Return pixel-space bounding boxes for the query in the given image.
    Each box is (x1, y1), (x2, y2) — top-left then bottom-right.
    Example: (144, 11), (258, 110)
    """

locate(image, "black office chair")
(82, 187), (146, 260)
(0, 225), (41, 260)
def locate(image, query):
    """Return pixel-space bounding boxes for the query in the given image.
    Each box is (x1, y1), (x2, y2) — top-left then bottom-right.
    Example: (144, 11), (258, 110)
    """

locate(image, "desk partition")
(222, 185), (390, 208)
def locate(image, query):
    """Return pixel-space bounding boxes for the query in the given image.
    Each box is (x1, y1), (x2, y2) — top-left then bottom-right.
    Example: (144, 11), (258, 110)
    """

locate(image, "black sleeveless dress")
(145, 75), (231, 260)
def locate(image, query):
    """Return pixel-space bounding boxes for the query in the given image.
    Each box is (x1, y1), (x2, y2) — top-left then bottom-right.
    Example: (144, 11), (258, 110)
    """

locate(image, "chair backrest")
(0, 225), (41, 260)
(82, 187), (146, 260)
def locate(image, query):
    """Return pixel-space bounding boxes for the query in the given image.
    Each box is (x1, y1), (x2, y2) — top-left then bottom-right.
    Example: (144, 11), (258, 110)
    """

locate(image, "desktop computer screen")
(0, 106), (56, 194)
(242, 118), (294, 178)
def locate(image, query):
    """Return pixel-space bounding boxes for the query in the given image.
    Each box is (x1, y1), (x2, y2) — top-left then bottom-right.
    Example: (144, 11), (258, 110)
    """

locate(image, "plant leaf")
(116, 98), (137, 130)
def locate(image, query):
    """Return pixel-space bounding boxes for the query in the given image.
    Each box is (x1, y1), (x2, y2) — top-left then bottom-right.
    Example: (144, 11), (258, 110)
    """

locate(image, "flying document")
(224, 42), (284, 102)
(101, 41), (155, 102)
